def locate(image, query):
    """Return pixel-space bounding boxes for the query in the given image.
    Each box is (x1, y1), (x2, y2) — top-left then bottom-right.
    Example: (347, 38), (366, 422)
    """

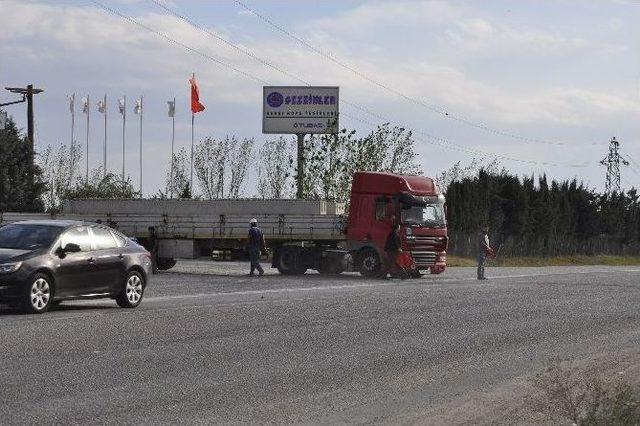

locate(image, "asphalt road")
(1, 262), (639, 425)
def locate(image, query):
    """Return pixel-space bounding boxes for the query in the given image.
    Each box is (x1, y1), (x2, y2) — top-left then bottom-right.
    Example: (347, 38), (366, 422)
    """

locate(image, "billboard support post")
(262, 86), (339, 199)
(296, 133), (305, 199)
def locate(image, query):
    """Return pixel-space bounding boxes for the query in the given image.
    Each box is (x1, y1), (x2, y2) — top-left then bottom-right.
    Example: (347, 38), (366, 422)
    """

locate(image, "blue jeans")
(249, 247), (264, 275)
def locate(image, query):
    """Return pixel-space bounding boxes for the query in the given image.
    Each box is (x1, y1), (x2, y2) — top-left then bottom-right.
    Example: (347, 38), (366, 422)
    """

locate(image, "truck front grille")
(413, 236), (440, 244)
(410, 251), (437, 266)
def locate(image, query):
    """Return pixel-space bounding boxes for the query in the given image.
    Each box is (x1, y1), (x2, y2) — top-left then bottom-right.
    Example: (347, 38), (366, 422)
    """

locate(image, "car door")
(53, 226), (97, 298)
(89, 226), (126, 294)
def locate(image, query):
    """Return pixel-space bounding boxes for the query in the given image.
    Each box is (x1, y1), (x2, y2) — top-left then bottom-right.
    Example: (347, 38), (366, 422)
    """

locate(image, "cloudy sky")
(1, 0), (639, 196)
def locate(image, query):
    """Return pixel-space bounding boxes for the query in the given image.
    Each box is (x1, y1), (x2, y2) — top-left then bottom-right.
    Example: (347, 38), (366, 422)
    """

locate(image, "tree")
(228, 137), (254, 199)
(194, 137), (229, 199)
(257, 137), (294, 199)
(165, 147), (190, 198)
(436, 158), (500, 194)
(63, 169), (139, 199)
(38, 142), (83, 211)
(300, 123), (423, 202)
(0, 113), (46, 212)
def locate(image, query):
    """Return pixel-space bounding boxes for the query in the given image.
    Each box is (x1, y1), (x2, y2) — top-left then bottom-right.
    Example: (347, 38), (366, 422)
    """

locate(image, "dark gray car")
(0, 220), (152, 314)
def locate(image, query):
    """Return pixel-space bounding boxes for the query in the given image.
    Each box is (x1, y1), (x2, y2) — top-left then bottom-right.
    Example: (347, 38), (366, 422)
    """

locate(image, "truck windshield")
(0, 224), (63, 250)
(401, 204), (445, 227)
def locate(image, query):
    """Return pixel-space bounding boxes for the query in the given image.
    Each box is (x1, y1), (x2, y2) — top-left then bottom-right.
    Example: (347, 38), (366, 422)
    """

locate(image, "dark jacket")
(384, 228), (401, 253)
(248, 226), (264, 250)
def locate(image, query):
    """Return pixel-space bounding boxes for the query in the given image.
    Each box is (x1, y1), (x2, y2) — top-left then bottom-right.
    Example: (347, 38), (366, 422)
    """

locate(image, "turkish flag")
(189, 75), (205, 114)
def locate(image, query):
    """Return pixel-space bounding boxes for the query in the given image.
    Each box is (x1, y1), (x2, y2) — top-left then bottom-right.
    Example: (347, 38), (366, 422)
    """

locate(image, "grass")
(447, 255), (640, 267)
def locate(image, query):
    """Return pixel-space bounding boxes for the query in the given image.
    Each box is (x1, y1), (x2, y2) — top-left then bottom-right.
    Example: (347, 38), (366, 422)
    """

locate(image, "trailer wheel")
(157, 257), (177, 271)
(277, 247), (306, 275)
(358, 248), (381, 278)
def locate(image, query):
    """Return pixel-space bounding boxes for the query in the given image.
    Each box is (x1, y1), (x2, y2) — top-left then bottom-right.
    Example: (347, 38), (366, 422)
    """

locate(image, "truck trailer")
(0, 171), (448, 276)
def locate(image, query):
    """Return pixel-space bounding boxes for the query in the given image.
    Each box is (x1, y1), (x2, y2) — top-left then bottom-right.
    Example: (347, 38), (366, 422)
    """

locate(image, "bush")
(534, 364), (640, 425)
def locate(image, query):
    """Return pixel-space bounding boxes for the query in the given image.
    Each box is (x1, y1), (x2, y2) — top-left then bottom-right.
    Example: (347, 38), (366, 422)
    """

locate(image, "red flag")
(189, 75), (205, 114)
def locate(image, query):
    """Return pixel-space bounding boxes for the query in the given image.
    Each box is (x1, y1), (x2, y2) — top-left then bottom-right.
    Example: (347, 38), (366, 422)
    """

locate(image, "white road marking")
(2, 268), (637, 325)
(145, 268), (640, 303)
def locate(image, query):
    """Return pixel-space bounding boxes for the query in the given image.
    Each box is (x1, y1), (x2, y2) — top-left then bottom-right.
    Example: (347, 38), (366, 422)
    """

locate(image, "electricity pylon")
(600, 136), (629, 193)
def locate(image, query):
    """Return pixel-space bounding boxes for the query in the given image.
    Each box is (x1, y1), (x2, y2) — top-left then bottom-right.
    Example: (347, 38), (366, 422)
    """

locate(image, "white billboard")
(262, 86), (339, 134)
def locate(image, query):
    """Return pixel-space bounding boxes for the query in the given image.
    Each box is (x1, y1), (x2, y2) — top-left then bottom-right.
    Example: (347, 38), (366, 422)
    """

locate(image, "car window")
(59, 226), (91, 252)
(110, 230), (128, 248)
(0, 224), (62, 250)
(92, 226), (118, 250)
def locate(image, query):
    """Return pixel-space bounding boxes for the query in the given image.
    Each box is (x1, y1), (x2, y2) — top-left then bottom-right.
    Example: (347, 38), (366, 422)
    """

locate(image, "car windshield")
(401, 204), (446, 227)
(0, 224), (63, 250)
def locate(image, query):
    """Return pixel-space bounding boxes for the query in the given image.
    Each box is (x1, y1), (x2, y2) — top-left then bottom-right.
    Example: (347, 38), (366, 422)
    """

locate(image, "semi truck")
(272, 171), (447, 276)
(0, 171), (448, 276)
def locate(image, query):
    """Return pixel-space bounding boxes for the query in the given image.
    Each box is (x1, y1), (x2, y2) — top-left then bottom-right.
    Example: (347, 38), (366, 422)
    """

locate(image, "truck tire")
(277, 247), (306, 275)
(358, 248), (382, 278)
(157, 257), (177, 271)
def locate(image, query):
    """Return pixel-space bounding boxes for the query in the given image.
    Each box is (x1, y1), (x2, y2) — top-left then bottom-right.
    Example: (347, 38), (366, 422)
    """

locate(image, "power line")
(340, 109), (586, 168)
(147, 0), (590, 168)
(232, 0), (594, 148)
(91, 1), (267, 85)
(149, 0), (311, 86)
(91, 0), (588, 168)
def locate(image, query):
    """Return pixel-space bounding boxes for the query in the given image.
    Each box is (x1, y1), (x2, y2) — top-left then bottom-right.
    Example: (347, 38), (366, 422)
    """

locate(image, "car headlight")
(0, 262), (22, 274)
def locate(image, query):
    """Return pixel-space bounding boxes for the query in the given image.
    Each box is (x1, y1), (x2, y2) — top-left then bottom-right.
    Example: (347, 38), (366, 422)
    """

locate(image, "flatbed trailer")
(1, 171), (449, 276)
(0, 199), (346, 270)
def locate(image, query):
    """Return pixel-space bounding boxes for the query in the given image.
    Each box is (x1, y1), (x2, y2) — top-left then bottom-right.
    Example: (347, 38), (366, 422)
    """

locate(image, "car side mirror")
(63, 243), (81, 254)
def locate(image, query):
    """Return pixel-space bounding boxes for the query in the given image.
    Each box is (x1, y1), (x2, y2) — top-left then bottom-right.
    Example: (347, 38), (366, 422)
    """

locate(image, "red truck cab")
(346, 171), (447, 276)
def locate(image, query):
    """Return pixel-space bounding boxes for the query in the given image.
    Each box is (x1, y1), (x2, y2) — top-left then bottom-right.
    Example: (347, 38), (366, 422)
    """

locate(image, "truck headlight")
(0, 262), (22, 274)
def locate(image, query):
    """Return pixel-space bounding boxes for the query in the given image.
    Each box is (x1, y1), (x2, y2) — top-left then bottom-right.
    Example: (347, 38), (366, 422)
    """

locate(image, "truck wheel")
(410, 271), (424, 279)
(358, 248), (382, 278)
(277, 248), (307, 275)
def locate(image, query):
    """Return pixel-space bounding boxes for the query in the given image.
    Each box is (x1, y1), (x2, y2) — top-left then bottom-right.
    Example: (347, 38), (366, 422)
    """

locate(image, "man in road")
(477, 224), (493, 280)
(148, 226), (159, 274)
(383, 221), (402, 279)
(247, 218), (265, 276)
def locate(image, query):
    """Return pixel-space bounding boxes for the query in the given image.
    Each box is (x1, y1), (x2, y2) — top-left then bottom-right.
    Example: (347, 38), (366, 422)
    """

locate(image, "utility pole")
(600, 136), (629, 193)
(4, 85), (44, 151)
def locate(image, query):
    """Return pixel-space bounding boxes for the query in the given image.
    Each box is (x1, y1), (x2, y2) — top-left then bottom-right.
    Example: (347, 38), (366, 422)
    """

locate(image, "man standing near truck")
(148, 226), (159, 274)
(248, 218), (265, 276)
(477, 224), (493, 280)
(383, 221), (402, 279)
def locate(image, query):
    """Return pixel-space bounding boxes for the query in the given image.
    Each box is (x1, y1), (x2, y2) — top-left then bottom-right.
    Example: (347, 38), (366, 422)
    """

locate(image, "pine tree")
(0, 113), (45, 212)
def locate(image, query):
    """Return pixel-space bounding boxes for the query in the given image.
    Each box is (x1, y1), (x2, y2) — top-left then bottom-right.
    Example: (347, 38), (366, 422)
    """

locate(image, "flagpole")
(70, 93), (75, 175)
(86, 94), (90, 184)
(103, 94), (107, 178)
(139, 95), (143, 196)
(122, 95), (126, 185)
(190, 111), (194, 194)
(170, 96), (175, 198)
(192, 72), (196, 194)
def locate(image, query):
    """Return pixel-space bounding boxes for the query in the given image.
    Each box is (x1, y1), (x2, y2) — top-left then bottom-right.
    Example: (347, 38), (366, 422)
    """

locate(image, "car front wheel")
(23, 273), (53, 314)
(116, 271), (145, 308)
